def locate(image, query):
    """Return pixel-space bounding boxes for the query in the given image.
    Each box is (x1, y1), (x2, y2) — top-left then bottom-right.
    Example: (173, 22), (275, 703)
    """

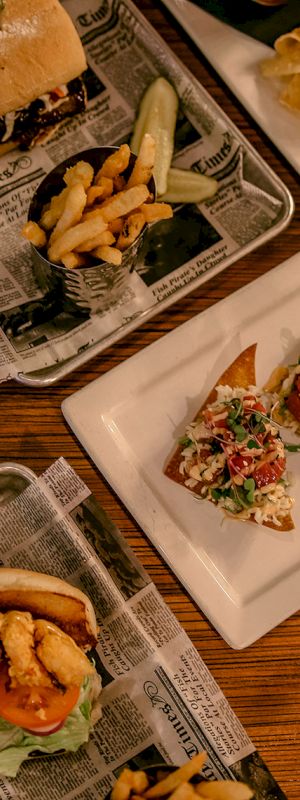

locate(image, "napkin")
(190, 0), (300, 45)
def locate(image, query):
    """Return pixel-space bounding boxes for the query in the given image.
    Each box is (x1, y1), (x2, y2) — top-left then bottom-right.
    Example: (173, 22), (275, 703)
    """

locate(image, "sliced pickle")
(160, 167), (218, 204)
(131, 77), (178, 196)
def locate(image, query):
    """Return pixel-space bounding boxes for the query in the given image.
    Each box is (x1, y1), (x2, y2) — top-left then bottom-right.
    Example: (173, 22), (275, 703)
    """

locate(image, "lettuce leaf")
(0, 678), (93, 777)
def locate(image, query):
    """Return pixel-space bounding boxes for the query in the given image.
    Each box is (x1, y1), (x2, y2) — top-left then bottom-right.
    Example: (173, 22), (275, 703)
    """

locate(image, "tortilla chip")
(164, 344), (294, 532)
(280, 73), (300, 110)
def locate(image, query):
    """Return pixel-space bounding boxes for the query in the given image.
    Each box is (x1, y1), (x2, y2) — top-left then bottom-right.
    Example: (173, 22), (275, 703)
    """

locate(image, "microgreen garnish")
(243, 477), (255, 504)
(226, 399), (243, 420)
(284, 443), (300, 452)
(247, 439), (261, 449)
(227, 420), (247, 441)
(179, 435), (192, 447)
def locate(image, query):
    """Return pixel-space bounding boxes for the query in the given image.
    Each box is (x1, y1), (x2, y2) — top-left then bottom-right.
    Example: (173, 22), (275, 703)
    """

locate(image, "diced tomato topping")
(286, 391), (300, 423)
(294, 376), (300, 393)
(243, 401), (266, 415)
(252, 401), (267, 414)
(253, 457), (285, 488)
(229, 455), (253, 475)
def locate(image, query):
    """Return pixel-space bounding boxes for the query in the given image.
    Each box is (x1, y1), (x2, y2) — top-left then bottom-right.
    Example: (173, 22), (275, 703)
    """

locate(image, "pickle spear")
(131, 77), (178, 196)
(160, 167), (218, 204)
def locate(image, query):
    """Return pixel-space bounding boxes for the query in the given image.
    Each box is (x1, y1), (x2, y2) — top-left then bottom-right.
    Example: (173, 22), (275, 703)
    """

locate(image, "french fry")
(108, 218), (123, 235)
(63, 160), (94, 189)
(111, 768), (133, 800)
(132, 772), (149, 794)
(114, 174), (126, 193)
(94, 175), (114, 197)
(127, 133), (156, 188)
(91, 245), (122, 265)
(40, 186), (70, 230)
(196, 781), (253, 799)
(61, 252), (87, 269)
(99, 184), (150, 223)
(21, 220), (47, 248)
(168, 784), (197, 800)
(75, 230), (115, 252)
(86, 186), (104, 205)
(48, 216), (108, 263)
(50, 182), (87, 243)
(145, 753), (207, 798)
(117, 212), (145, 250)
(131, 796), (146, 800)
(139, 202), (173, 223)
(96, 144), (131, 180)
(81, 208), (105, 222)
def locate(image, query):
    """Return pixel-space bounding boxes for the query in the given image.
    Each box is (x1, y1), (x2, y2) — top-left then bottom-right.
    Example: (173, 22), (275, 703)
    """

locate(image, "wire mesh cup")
(28, 147), (155, 315)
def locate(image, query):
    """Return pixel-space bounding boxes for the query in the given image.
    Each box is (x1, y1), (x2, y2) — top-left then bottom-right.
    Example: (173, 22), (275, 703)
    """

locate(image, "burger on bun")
(0, 0), (87, 153)
(0, 568), (102, 776)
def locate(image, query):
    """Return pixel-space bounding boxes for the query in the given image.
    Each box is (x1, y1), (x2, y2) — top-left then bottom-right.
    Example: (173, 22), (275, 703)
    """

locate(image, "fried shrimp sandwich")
(0, 568), (101, 776)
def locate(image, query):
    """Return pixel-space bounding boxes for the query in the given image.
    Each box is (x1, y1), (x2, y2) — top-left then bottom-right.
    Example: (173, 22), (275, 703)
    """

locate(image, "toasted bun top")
(0, 0), (87, 115)
(0, 568), (97, 649)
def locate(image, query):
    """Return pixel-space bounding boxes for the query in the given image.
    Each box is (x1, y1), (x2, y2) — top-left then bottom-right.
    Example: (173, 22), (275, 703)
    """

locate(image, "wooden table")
(1, 1), (300, 797)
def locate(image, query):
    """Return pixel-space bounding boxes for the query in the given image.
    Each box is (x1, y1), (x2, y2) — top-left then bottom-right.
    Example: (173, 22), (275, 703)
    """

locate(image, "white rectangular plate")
(62, 256), (300, 649)
(160, 0), (300, 175)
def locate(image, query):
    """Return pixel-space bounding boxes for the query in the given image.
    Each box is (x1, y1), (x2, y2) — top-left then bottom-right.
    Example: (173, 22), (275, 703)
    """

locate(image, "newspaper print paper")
(0, 0), (292, 384)
(0, 459), (287, 799)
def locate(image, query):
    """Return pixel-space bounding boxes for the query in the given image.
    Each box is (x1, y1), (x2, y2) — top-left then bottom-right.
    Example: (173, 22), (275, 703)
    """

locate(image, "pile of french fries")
(110, 753), (253, 800)
(260, 27), (300, 111)
(22, 134), (173, 269)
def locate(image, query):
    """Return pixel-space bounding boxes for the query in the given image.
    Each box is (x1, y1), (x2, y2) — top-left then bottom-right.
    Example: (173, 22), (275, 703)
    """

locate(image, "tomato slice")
(0, 663), (79, 732)
(253, 457), (285, 489)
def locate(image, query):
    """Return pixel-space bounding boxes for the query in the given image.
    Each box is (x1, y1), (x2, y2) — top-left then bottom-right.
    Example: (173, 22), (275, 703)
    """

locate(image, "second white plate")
(161, 0), (300, 174)
(62, 256), (300, 649)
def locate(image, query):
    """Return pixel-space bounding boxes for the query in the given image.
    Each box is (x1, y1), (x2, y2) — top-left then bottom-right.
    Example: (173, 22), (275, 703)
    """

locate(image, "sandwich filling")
(178, 385), (293, 527)
(0, 78), (86, 150)
(0, 610), (101, 776)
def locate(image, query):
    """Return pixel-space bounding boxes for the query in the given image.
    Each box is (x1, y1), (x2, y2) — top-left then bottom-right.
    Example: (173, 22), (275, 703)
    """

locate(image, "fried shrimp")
(0, 611), (52, 688)
(34, 619), (94, 687)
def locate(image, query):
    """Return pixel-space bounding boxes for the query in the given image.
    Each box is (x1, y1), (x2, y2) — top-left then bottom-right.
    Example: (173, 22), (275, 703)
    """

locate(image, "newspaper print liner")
(0, 459), (287, 799)
(0, 0), (292, 387)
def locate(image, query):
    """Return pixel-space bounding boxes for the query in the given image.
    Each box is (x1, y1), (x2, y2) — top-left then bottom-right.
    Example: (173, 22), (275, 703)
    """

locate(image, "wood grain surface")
(1, 1), (300, 796)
